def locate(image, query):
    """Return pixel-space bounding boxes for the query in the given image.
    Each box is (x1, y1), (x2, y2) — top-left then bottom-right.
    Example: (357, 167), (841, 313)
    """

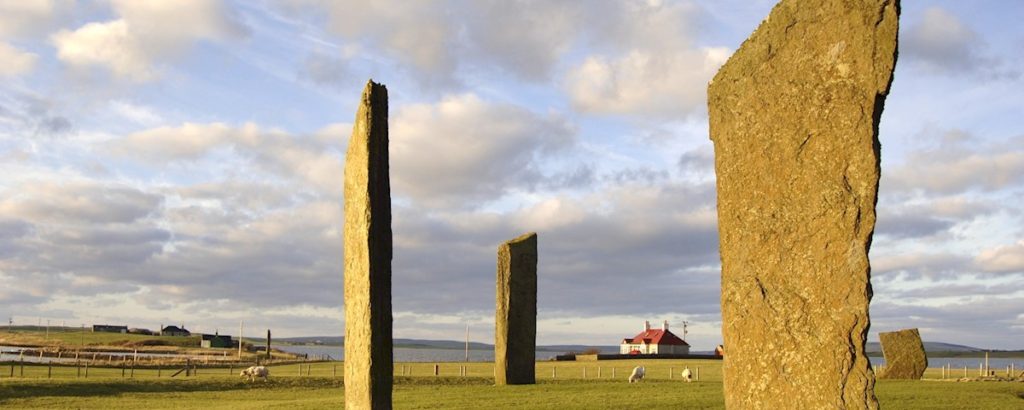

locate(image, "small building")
(200, 333), (234, 348)
(160, 325), (191, 337)
(92, 324), (128, 333)
(619, 320), (690, 355)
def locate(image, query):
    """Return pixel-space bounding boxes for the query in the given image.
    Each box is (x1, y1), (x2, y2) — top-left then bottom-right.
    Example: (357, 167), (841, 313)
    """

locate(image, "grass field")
(2, 359), (1022, 409)
(0, 326), (201, 349)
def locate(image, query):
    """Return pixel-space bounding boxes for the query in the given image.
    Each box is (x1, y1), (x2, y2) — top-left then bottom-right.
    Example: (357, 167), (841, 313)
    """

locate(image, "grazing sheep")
(680, 367), (692, 382)
(240, 365), (269, 382)
(628, 366), (645, 383)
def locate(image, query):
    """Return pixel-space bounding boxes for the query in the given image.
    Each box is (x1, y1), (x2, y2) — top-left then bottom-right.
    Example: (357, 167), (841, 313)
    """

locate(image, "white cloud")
(0, 180), (162, 224)
(50, 0), (247, 81)
(902, 7), (976, 71)
(108, 101), (164, 127)
(459, 1), (581, 81)
(112, 122), (345, 194)
(566, 47), (730, 118)
(390, 94), (576, 207)
(975, 240), (1024, 273)
(0, 0), (71, 38)
(563, 0), (731, 118)
(888, 133), (1024, 194)
(901, 6), (1014, 78)
(284, 0), (731, 95)
(305, 0), (458, 88)
(0, 42), (37, 77)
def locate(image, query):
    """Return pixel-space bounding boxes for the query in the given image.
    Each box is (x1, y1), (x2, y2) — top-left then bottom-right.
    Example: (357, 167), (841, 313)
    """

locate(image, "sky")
(0, 0), (1022, 351)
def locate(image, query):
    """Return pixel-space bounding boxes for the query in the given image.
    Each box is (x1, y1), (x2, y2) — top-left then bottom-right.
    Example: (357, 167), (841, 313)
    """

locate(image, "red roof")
(622, 329), (689, 346)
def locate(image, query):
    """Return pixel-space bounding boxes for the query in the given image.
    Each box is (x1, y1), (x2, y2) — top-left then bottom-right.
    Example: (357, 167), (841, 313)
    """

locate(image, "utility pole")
(46, 320), (49, 340)
(682, 321), (689, 341)
(464, 323), (470, 362)
(238, 320), (243, 359)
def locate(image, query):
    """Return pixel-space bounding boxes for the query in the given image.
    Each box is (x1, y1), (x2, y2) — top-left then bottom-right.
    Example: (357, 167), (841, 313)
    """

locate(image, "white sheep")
(628, 366), (645, 383)
(240, 365), (269, 382)
(680, 367), (692, 382)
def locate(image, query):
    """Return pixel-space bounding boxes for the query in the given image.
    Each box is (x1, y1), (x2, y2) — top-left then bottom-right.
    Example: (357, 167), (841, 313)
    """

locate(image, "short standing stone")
(494, 232), (538, 385)
(708, 0), (899, 408)
(878, 328), (927, 379)
(344, 80), (392, 410)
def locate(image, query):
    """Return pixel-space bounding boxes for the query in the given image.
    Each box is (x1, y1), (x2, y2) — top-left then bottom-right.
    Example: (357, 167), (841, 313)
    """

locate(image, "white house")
(620, 320), (690, 355)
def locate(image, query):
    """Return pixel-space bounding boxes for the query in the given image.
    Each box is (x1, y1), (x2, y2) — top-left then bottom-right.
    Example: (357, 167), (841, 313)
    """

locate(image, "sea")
(274, 344), (561, 362)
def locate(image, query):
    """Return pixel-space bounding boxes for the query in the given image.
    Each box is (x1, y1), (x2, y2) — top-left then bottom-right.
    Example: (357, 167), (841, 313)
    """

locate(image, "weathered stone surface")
(708, 1), (899, 408)
(344, 80), (392, 410)
(879, 328), (927, 379)
(494, 232), (538, 385)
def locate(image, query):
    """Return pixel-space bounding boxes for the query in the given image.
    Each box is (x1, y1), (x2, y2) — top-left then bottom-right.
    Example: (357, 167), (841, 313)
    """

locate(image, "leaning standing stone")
(708, 1), (899, 408)
(344, 80), (392, 410)
(494, 232), (538, 385)
(878, 328), (927, 379)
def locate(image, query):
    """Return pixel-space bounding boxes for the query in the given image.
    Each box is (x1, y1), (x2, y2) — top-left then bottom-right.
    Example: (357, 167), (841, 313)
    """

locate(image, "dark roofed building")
(200, 333), (234, 348)
(161, 325), (191, 337)
(92, 324), (128, 333)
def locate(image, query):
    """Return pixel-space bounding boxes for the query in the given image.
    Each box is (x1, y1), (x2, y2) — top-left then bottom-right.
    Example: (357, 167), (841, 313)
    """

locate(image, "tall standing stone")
(878, 328), (927, 379)
(344, 80), (392, 410)
(708, 1), (899, 408)
(494, 232), (538, 385)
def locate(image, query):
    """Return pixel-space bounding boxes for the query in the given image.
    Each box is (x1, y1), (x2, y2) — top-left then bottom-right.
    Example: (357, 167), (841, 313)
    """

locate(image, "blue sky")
(1, 0), (1022, 351)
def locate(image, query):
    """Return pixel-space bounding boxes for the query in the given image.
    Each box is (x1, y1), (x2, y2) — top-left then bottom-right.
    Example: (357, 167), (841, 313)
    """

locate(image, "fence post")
(696, 366), (700, 381)
(670, 367), (673, 379)
(298, 364), (302, 376)
(131, 362), (135, 378)
(48, 362), (52, 379)
(19, 358), (24, 377)
(433, 364), (439, 376)
(612, 367), (615, 378)
(333, 365), (337, 377)
(158, 366), (162, 378)
(85, 363), (89, 378)
(122, 363), (126, 378)
(552, 366), (556, 379)
(307, 364), (311, 376)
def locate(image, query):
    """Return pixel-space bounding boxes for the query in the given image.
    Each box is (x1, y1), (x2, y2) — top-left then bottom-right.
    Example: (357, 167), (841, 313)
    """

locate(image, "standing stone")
(708, 1), (899, 409)
(344, 80), (392, 410)
(494, 232), (538, 385)
(878, 328), (927, 379)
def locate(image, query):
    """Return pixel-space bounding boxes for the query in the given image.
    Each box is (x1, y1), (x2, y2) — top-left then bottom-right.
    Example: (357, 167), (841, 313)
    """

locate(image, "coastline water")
(274, 344), (560, 362)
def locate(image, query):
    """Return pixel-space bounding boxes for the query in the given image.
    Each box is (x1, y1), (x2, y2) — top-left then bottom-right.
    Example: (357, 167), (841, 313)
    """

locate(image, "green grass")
(0, 327), (200, 349)
(1, 360), (1021, 409)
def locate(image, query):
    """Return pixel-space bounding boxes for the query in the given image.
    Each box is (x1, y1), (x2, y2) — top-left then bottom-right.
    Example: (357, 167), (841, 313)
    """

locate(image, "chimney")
(644, 320), (651, 332)
(663, 320), (669, 331)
